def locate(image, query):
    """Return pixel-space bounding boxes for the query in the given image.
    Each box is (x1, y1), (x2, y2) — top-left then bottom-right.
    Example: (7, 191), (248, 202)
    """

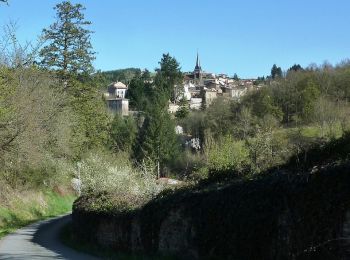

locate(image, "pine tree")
(69, 79), (109, 157)
(39, 1), (95, 77)
(271, 64), (282, 79)
(155, 53), (183, 102)
(175, 98), (189, 119)
(132, 54), (182, 177)
(134, 91), (179, 178)
(110, 114), (137, 153)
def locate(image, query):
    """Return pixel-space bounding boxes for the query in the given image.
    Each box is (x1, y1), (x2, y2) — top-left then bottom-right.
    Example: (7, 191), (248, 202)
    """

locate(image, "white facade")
(107, 82), (128, 98)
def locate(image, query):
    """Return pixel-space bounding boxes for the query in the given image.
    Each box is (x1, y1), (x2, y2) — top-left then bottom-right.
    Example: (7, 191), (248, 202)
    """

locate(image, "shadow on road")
(0, 215), (97, 260)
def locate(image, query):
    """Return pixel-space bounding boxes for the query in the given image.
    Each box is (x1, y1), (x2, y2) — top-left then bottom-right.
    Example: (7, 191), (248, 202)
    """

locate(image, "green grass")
(300, 125), (321, 138)
(299, 124), (343, 139)
(0, 190), (75, 239)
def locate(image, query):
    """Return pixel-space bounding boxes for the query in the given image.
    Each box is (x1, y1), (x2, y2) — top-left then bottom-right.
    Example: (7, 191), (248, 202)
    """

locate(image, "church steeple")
(195, 52), (201, 71)
(194, 51), (202, 83)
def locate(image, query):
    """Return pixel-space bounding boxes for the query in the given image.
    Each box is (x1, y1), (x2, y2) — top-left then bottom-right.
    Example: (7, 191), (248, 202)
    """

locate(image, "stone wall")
(72, 163), (350, 259)
(72, 206), (197, 258)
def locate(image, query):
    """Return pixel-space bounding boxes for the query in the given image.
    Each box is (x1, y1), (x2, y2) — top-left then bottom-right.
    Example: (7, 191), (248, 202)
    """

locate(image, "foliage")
(312, 96), (346, 138)
(155, 53), (183, 102)
(204, 97), (233, 138)
(298, 78), (321, 120)
(68, 78), (110, 157)
(207, 135), (250, 174)
(110, 114), (137, 153)
(244, 87), (283, 121)
(77, 151), (161, 212)
(40, 1), (95, 76)
(178, 111), (206, 142)
(100, 68), (141, 85)
(287, 131), (350, 170)
(0, 67), (80, 176)
(234, 105), (257, 139)
(0, 16), (111, 193)
(0, 189), (75, 238)
(271, 64), (282, 79)
(288, 64), (303, 73)
(133, 90), (180, 177)
(130, 54), (182, 177)
(126, 74), (152, 111)
(175, 98), (189, 119)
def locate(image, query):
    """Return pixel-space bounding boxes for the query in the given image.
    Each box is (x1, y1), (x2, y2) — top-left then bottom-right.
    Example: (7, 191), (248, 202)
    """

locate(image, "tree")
(288, 64), (303, 72)
(39, 1), (95, 77)
(155, 53), (183, 102)
(271, 64), (282, 79)
(313, 96), (343, 138)
(233, 73), (239, 81)
(126, 75), (151, 111)
(133, 89), (179, 178)
(110, 114), (137, 153)
(244, 87), (283, 121)
(68, 79), (109, 157)
(299, 79), (320, 121)
(235, 106), (255, 139)
(0, 67), (18, 154)
(207, 135), (249, 175)
(204, 97), (233, 138)
(175, 98), (189, 119)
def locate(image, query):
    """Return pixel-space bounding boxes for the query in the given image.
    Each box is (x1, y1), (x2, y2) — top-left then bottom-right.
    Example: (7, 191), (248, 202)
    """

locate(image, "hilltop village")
(104, 53), (262, 115)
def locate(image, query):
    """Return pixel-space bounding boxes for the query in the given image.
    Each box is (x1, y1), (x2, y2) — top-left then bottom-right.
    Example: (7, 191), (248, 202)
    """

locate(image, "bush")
(207, 135), (250, 175)
(78, 151), (160, 203)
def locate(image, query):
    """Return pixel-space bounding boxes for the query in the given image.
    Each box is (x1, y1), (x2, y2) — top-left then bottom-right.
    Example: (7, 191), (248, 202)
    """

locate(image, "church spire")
(195, 52), (201, 70)
(194, 51), (202, 83)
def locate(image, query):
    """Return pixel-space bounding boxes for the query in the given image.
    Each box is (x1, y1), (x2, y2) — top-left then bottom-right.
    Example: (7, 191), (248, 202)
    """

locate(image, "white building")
(106, 82), (128, 98)
(105, 82), (129, 116)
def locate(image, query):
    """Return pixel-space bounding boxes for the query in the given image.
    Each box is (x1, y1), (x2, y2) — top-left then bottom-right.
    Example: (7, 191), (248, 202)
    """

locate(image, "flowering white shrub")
(77, 152), (161, 200)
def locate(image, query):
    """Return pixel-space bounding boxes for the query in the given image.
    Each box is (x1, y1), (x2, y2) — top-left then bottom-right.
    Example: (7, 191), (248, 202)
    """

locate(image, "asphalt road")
(0, 214), (98, 260)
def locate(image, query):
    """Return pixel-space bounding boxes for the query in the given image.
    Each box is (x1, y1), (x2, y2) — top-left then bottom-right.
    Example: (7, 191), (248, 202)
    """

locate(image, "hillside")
(99, 68), (142, 84)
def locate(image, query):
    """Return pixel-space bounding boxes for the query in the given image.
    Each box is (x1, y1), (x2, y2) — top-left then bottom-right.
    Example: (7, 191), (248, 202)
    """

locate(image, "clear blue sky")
(1, 0), (350, 78)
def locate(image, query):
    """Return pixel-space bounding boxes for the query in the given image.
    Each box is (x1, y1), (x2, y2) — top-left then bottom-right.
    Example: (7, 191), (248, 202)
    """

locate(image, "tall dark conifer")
(133, 54), (181, 178)
(40, 1), (95, 77)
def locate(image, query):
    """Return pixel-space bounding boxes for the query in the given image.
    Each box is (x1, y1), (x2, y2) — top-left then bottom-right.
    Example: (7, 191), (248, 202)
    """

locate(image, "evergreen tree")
(39, 1), (95, 77)
(38, 2), (109, 158)
(271, 64), (282, 79)
(69, 79), (109, 157)
(133, 90), (179, 178)
(110, 114), (137, 153)
(155, 53), (183, 102)
(288, 64), (303, 72)
(126, 76), (151, 111)
(175, 98), (189, 119)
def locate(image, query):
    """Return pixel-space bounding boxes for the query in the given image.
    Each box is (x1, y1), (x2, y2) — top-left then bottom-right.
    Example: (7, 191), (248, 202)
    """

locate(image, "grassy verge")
(0, 189), (75, 238)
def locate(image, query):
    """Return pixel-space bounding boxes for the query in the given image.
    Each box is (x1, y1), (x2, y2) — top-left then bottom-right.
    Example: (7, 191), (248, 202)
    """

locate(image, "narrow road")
(0, 214), (98, 259)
